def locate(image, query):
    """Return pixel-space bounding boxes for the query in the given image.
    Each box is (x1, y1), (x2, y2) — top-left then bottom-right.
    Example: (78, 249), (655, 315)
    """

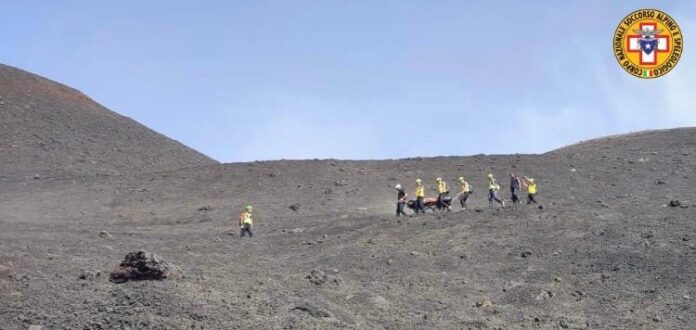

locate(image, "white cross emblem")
(627, 22), (669, 65)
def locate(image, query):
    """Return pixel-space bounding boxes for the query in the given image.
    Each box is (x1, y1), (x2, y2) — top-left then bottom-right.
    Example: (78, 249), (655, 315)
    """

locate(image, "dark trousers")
(527, 193), (537, 204)
(459, 192), (470, 209)
(511, 188), (520, 204)
(437, 192), (447, 209)
(240, 224), (253, 238)
(488, 189), (503, 206)
(396, 201), (408, 216)
(416, 197), (425, 214)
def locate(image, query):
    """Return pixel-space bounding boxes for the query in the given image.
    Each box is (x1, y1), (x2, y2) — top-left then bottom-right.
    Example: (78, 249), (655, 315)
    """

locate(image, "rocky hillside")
(1, 128), (694, 329)
(0, 64), (217, 179)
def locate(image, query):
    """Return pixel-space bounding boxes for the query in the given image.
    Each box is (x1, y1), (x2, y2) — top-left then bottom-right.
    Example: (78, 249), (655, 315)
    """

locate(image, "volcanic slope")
(0, 64), (216, 179)
(1, 126), (695, 329)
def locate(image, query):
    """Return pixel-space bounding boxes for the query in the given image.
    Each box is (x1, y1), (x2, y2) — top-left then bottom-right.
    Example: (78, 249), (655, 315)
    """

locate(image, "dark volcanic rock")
(293, 303), (331, 318)
(536, 290), (555, 301)
(474, 299), (493, 308)
(306, 269), (341, 286)
(109, 251), (175, 284)
(79, 270), (100, 281)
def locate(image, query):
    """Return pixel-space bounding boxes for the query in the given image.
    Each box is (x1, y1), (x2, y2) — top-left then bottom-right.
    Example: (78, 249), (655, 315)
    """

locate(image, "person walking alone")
(239, 205), (254, 238)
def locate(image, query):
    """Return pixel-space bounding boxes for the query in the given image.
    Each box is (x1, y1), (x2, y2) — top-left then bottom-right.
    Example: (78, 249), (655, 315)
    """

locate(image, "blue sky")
(2, 1), (695, 162)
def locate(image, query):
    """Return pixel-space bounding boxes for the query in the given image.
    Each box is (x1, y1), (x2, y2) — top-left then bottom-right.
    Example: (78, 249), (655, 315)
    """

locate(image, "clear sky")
(2, 1), (694, 162)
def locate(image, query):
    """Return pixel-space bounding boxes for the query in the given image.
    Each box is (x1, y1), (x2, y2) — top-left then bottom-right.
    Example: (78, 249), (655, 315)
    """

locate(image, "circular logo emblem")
(613, 9), (684, 79)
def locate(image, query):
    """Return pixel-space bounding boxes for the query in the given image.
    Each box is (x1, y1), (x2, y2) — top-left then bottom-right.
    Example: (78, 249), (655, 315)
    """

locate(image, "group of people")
(236, 173), (539, 239)
(395, 173), (538, 216)
(489, 172), (538, 207)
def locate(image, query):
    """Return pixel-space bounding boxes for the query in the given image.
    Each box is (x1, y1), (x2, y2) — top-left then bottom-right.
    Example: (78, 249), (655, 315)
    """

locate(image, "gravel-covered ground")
(2, 128), (696, 329)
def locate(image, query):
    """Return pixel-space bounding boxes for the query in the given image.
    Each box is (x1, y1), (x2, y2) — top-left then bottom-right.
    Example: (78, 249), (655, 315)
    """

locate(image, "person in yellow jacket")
(435, 177), (451, 211)
(239, 205), (254, 238)
(457, 177), (472, 209)
(414, 179), (425, 214)
(522, 176), (538, 204)
(487, 174), (505, 208)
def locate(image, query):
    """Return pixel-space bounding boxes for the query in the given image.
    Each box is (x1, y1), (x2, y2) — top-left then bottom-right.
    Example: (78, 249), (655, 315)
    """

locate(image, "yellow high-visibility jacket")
(488, 178), (497, 190)
(437, 181), (447, 194)
(415, 185), (425, 198)
(240, 211), (253, 226)
(459, 181), (471, 193)
(528, 182), (537, 194)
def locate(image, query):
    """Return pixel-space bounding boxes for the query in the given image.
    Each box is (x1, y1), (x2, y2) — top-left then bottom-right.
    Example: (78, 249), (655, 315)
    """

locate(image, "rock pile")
(109, 251), (176, 284)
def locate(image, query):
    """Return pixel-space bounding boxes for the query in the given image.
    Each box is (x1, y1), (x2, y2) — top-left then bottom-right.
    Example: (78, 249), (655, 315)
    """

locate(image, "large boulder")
(109, 251), (176, 284)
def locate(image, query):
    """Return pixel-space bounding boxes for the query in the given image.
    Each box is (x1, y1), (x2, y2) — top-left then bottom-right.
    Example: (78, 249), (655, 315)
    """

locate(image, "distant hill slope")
(0, 64), (217, 178)
(548, 127), (696, 156)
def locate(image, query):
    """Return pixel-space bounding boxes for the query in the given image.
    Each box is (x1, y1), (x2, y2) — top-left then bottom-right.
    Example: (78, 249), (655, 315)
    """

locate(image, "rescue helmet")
(436, 177), (442, 182)
(395, 184), (402, 190)
(416, 178), (422, 184)
(487, 173), (494, 178)
(245, 205), (253, 212)
(458, 177), (464, 182)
